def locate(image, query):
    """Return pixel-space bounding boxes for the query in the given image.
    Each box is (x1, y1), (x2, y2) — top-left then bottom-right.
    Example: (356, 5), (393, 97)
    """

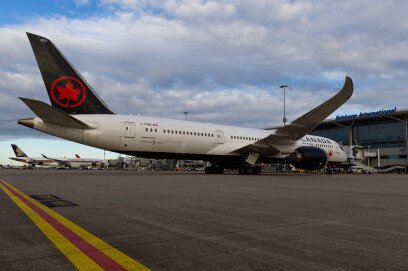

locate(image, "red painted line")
(0, 181), (126, 271)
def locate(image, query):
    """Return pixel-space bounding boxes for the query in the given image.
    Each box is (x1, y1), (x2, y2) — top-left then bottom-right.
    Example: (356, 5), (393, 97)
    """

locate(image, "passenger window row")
(231, 135), (260, 141)
(144, 127), (260, 142)
(317, 144), (333, 148)
(162, 129), (214, 137)
(303, 142), (334, 149)
(145, 128), (158, 132)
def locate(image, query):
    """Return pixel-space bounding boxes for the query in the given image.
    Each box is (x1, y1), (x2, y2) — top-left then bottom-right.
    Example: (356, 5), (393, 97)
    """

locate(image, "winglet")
(261, 76), (354, 144)
(283, 76), (353, 140)
(292, 76), (353, 126)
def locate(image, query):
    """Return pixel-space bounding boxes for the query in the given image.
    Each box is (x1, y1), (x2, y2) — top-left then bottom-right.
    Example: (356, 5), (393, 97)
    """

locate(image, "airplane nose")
(18, 118), (34, 128)
(343, 151), (348, 162)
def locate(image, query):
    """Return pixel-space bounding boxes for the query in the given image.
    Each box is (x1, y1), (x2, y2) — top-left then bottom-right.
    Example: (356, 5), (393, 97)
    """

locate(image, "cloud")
(164, 0), (236, 19)
(74, 0), (90, 6)
(0, 1), (407, 141)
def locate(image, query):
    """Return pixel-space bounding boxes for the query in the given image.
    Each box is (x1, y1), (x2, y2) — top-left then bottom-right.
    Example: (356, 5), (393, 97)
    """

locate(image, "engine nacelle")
(286, 146), (328, 170)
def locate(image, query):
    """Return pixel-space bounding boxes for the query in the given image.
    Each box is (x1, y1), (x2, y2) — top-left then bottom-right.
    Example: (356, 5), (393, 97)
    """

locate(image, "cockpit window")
(339, 145), (345, 151)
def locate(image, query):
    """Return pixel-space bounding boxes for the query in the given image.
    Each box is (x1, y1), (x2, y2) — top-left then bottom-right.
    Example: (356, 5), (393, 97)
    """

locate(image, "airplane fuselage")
(9, 157), (58, 166)
(28, 114), (347, 166)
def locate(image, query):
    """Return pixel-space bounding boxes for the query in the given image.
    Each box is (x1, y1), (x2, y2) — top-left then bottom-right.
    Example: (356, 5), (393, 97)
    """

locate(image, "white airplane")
(9, 144), (102, 169)
(41, 154), (104, 169)
(9, 144), (58, 167)
(17, 32), (352, 175)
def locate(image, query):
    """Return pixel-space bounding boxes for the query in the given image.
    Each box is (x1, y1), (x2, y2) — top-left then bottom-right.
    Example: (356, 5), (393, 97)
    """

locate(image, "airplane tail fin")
(75, 154), (80, 158)
(26, 32), (114, 115)
(11, 144), (28, 157)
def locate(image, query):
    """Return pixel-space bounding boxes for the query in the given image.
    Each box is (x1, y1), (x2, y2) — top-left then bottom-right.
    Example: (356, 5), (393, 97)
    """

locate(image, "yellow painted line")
(0, 179), (151, 271)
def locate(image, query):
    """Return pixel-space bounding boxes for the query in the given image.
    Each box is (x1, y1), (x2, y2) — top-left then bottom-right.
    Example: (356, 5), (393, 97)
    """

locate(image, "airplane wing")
(19, 98), (94, 130)
(233, 76), (353, 155)
(42, 154), (71, 167)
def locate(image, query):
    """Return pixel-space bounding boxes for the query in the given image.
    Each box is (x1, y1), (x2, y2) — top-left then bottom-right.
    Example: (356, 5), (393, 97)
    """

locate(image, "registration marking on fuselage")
(0, 179), (151, 271)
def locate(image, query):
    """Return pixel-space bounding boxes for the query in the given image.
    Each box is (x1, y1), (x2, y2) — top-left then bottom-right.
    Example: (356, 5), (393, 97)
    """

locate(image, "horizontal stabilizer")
(9, 157), (27, 163)
(19, 98), (94, 130)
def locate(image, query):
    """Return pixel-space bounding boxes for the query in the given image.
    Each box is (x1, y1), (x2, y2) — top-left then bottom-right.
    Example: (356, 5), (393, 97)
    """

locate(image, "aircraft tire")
(205, 166), (215, 174)
(205, 166), (224, 174)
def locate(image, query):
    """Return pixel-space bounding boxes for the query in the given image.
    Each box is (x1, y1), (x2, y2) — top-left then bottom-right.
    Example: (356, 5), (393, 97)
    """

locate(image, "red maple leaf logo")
(56, 81), (82, 101)
(328, 150), (333, 157)
(50, 76), (87, 108)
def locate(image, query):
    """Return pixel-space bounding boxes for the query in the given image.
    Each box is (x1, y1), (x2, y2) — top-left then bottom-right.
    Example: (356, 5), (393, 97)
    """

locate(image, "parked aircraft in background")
(41, 154), (104, 169)
(9, 144), (58, 167)
(9, 144), (103, 169)
(17, 32), (352, 175)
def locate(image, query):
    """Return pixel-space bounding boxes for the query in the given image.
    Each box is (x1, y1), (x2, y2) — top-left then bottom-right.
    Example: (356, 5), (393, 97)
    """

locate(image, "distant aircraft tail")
(26, 32), (114, 115)
(11, 144), (28, 157)
(75, 154), (81, 158)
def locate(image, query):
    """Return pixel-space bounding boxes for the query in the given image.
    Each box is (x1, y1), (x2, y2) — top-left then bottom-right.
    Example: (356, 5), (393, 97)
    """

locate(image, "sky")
(0, 0), (407, 165)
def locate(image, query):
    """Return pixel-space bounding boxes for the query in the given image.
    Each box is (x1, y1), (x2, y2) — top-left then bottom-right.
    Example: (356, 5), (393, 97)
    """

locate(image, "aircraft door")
(124, 122), (135, 138)
(216, 130), (225, 144)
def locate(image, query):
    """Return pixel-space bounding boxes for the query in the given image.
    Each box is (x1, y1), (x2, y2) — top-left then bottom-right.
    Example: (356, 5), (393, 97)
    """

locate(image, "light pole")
(183, 112), (188, 121)
(367, 145), (370, 167)
(280, 85), (288, 126)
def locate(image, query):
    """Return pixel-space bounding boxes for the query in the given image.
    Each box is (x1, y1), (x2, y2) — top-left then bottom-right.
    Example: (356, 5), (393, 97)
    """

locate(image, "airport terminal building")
(310, 108), (408, 171)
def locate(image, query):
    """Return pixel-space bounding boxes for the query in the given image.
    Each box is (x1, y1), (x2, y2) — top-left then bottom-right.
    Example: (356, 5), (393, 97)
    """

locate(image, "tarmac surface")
(1, 170), (408, 271)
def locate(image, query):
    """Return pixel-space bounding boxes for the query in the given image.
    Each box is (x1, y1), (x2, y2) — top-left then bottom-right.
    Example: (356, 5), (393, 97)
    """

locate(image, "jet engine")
(286, 146), (328, 170)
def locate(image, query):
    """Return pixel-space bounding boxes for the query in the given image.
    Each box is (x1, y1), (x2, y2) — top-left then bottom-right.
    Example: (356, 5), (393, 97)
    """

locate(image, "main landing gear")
(204, 165), (224, 174)
(204, 165), (262, 175)
(238, 165), (262, 175)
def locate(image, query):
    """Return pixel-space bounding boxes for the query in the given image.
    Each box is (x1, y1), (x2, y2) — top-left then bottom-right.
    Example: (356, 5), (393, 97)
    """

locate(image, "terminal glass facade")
(311, 112), (407, 168)
(312, 120), (406, 148)
(352, 121), (406, 148)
